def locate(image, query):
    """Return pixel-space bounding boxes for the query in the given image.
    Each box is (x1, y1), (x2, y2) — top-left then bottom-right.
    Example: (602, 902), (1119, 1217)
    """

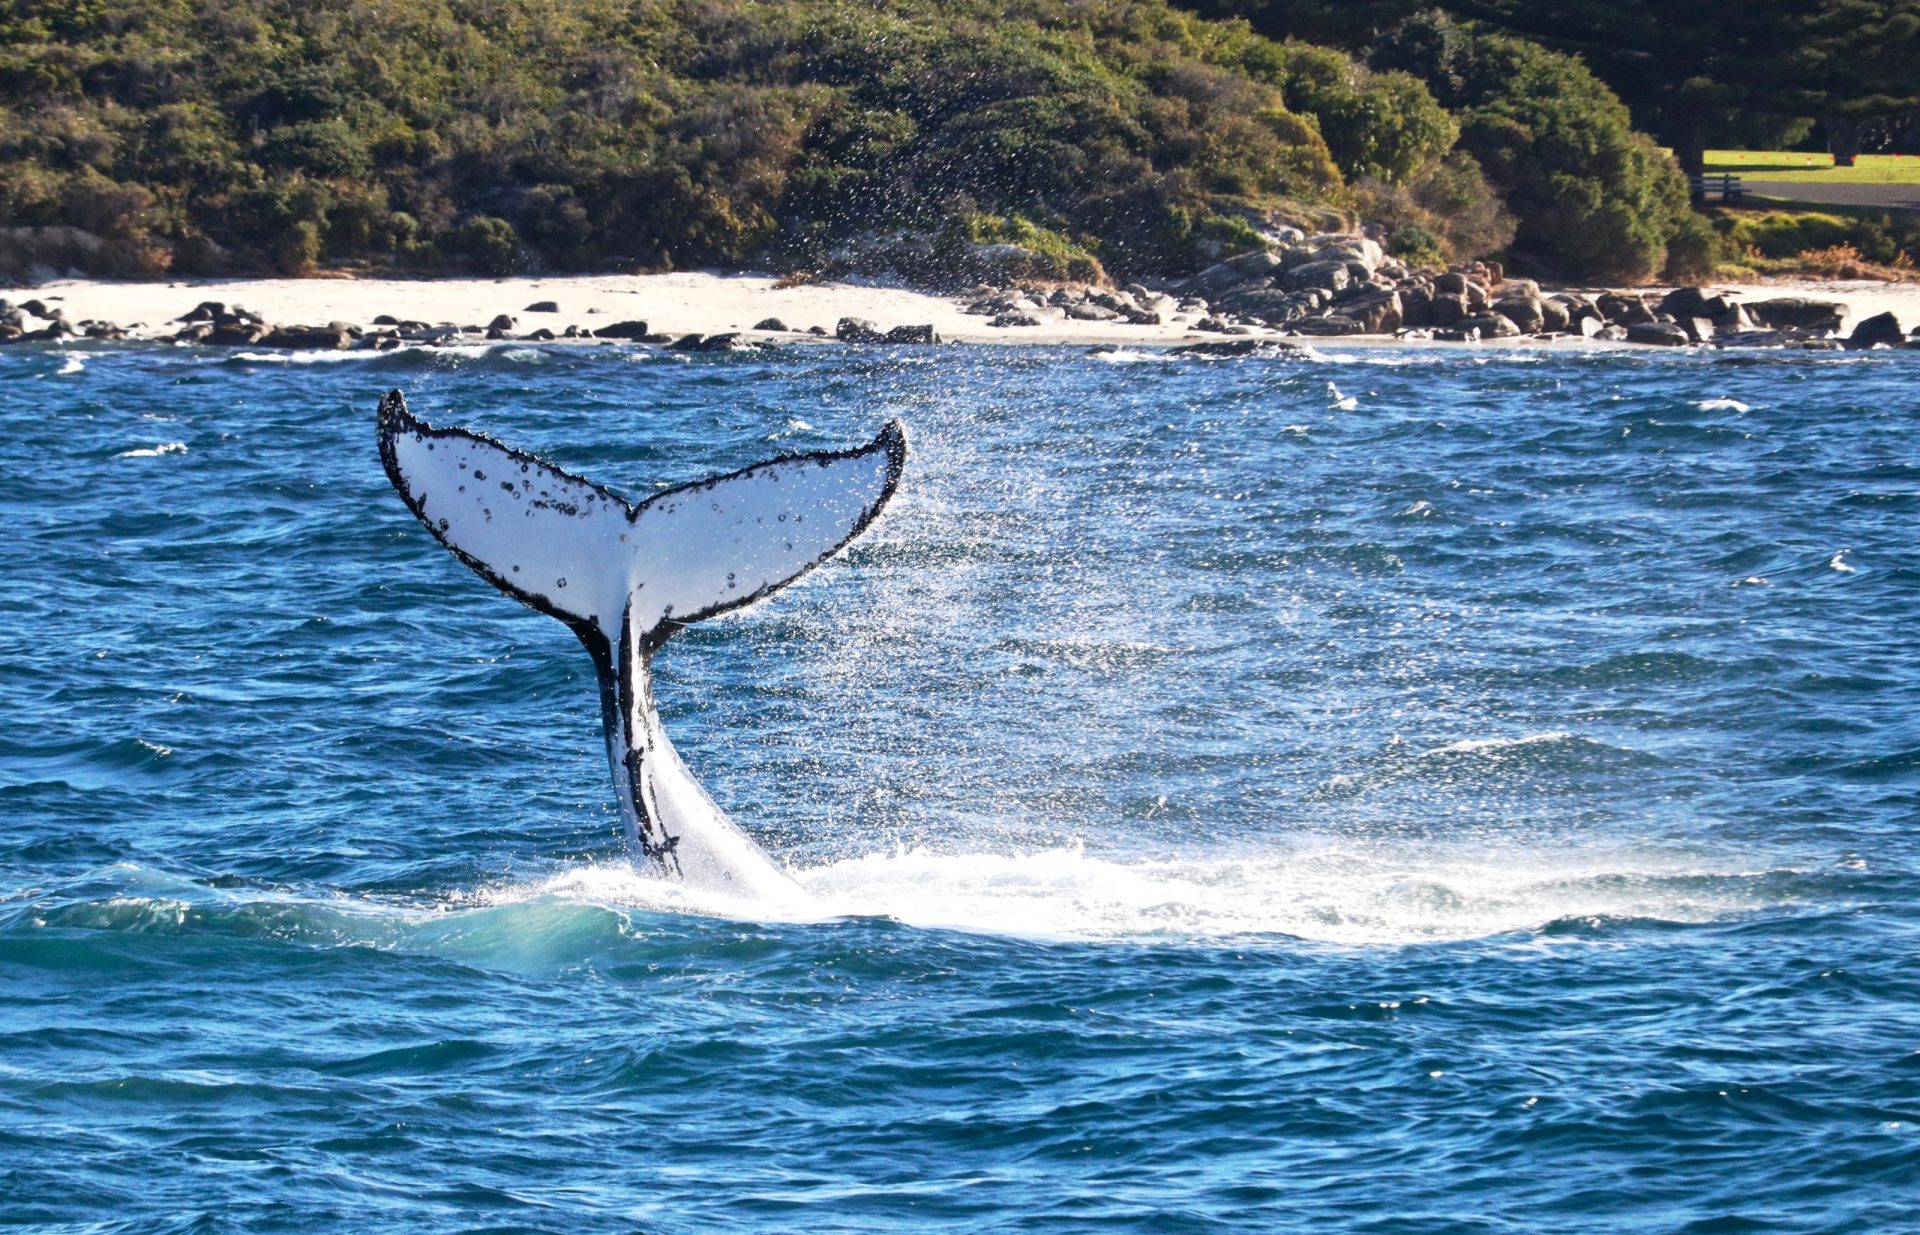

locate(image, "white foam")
(1092, 348), (1156, 364)
(229, 349), (378, 364)
(1829, 549), (1857, 574)
(57, 354), (84, 375)
(469, 838), (1797, 947)
(1327, 381), (1358, 410)
(1420, 730), (1574, 758)
(117, 442), (187, 458)
(1694, 397), (1751, 412)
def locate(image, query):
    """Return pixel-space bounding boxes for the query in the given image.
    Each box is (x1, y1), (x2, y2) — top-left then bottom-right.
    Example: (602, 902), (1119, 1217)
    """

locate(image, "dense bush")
(1373, 13), (1696, 281)
(1714, 208), (1920, 267)
(0, 0), (1443, 279)
(0, 0), (1712, 283)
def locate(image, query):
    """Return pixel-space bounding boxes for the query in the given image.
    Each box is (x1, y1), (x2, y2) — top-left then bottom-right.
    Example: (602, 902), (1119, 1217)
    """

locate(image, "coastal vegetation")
(0, 0), (1873, 285)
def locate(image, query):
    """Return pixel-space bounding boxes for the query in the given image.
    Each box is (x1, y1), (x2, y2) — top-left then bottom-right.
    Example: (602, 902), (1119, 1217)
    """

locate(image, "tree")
(1374, 19), (1697, 279)
(1182, 1), (1920, 170)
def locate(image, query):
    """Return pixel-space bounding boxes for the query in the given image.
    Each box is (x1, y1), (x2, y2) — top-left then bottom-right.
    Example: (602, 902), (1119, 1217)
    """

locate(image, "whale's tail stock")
(377, 389), (906, 901)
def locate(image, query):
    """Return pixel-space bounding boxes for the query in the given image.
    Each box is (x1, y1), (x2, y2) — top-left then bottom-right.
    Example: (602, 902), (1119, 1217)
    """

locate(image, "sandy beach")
(3, 268), (1916, 348)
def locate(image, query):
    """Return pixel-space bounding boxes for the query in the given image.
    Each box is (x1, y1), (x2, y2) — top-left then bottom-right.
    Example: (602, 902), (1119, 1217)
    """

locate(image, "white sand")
(4, 268), (1915, 347)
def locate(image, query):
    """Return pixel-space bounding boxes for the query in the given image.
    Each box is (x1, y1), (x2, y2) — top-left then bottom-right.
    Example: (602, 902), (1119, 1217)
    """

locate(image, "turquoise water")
(2, 339), (1916, 1232)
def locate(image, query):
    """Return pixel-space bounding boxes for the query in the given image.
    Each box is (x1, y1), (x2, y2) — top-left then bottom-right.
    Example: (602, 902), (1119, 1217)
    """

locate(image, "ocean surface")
(2, 336), (1916, 1233)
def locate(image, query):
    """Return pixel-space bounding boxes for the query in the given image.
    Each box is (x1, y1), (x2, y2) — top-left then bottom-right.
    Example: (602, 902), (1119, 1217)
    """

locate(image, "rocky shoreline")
(0, 245), (1912, 353)
(964, 234), (1908, 351)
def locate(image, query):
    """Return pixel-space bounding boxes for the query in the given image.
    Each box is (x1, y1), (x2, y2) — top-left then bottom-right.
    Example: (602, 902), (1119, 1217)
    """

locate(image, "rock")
(1538, 297), (1571, 334)
(836, 316), (885, 342)
(170, 323), (212, 343)
(988, 312), (1042, 328)
(1598, 293), (1655, 326)
(1189, 249), (1284, 293)
(1121, 309), (1162, 326)
(1680, 316), (1718, 344)
(1123, 283), (1156, 302)
(885, 324), (940, 344)
(1169, 339), (1302, 357)
(371, 314), (400, 326)
(526, 327), (556, 341)
(1431, 326), (1481, 343)
(1492, 296), (1544, 334)
(205, 322), (269, 346)
(1743, 297), (1843, 334)
(177, 301), (225, 323)
(1434, 272), (1469, 295)
(524, 301), (560, 313)
(1065, 303), (1120, 322)
(488, 313), (516, 331)
(1399, 284), (1433, 328)
(594, 320), (652, 340)
(668, 332), (770, 352)
(1657, 286), (1734, 322)
(1499, 278), (1541, 299)
(1194, 317), (1248, 334)
(1844, 310), (1903, 349)
(1713, 328), (1803, 349)
(1552, 296), (1602, 335)
(1464, 280), (1490, 309)
(1282, 259), (1351, 294)
(1335, 290), (1403, 334)
(374, 336), (404, 350)
(1455, 312), (1521, 339)
(807, 326), (829, 336)
(753, 317), (788, 332)
(486, 327), (511, 340)
(1291, 315), (1368, 337)
(1429, 293), (1470, 327)
(1626, 321), (1691, 346)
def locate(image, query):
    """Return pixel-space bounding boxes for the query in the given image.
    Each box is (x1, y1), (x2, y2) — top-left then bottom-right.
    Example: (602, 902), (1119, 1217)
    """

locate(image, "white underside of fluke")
(377, 390), (906, 899)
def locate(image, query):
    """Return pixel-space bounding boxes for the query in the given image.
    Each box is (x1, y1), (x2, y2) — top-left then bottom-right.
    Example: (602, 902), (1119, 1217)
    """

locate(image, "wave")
(5, 842), (1821, 961)
(1308, 730), (1657, 800)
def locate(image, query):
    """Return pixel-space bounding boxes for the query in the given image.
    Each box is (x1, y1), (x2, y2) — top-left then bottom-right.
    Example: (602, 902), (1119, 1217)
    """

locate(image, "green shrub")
(454, 215), (524, 275)
(275, 220), (321, 274)
(1387, 221), (1443, 267)
(260, 119), (375, 181)
(1714, 208), (1920, 268)
(1377, 15), (1695, 282)
(518, 185), (596, 268)
(959, 212), (1108, 282)
(1661, 211), (1723, 281)
(1408, 150), (1514, 260)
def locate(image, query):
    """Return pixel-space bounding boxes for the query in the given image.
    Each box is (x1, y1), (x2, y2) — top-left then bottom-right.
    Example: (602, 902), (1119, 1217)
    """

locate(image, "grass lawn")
(1702, 150), (1920, 183)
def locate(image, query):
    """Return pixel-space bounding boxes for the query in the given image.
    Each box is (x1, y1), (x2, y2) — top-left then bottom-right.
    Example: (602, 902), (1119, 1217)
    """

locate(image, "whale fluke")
(377, 390), (906, 898)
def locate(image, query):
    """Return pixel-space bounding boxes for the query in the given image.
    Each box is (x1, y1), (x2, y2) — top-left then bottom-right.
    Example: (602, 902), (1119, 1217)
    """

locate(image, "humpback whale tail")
(377, 390), (906, 900)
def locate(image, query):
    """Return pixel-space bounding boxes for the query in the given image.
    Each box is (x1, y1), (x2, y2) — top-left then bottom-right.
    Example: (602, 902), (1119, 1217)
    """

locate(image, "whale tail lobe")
(376, 389), (905, 893)
(377, 389), (905, 650)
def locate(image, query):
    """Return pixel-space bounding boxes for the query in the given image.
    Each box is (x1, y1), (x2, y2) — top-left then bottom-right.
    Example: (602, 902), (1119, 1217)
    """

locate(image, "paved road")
(1740, 181), (1920, 211)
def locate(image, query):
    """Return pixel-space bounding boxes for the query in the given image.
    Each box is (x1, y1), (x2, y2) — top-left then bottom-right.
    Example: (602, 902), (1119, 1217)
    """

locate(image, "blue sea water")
(1, 336), (1917, 1233)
